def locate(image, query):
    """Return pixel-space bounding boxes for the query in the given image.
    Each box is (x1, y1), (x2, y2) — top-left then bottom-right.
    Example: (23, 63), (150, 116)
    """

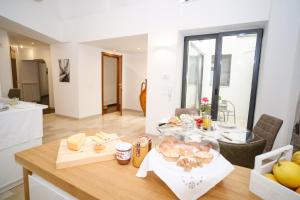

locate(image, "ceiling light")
(20, 45), (23, 48)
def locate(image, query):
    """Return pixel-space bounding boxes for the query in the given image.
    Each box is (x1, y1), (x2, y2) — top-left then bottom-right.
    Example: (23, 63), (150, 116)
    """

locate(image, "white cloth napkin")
(136, 149), (234, 200)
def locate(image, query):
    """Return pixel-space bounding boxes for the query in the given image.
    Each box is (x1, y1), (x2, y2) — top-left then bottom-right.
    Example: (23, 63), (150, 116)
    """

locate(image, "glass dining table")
(157, 122), (254, 144)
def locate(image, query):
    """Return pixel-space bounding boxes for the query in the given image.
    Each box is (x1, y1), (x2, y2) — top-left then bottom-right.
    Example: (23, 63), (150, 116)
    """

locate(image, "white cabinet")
(0, 100), (46, 193)
(29, 174), (76, 200)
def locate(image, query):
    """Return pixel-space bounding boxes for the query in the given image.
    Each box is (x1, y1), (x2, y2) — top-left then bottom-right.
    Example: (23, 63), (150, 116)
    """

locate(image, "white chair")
(218, 100), (236, 124)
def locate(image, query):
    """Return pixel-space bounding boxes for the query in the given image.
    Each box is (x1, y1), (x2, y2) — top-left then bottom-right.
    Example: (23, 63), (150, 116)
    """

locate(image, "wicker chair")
(219, 138), (266, 169)
(175, 108), (199, 117)
(253, 114), (283, 152)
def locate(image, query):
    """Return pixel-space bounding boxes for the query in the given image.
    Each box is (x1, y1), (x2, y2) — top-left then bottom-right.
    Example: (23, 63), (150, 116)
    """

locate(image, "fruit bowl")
(249, 145), (300, 200)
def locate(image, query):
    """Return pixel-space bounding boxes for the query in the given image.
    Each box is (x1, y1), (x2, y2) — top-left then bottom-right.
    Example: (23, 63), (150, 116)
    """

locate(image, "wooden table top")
(15, 132), (260, 200)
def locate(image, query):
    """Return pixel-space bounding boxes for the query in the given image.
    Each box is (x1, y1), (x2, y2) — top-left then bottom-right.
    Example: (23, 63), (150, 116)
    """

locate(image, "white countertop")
(0, 98), (47, 150)
(0, 98), (47, 115)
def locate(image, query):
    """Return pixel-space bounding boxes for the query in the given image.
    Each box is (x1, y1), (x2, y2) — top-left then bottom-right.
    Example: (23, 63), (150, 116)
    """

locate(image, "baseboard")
(0, 178), (23, 194)
(55, 113), (102, 120)
(54, 114), (80, 120)
(78, 114), (102, 119)
(55, 109), (143, 119)
(122, 108), (143, 113)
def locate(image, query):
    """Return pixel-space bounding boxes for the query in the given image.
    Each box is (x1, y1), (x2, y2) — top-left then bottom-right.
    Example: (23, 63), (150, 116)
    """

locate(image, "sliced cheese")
(90, 136), (105, 144)
(95, 132), (119, 142)
(67, 133), (86, 151)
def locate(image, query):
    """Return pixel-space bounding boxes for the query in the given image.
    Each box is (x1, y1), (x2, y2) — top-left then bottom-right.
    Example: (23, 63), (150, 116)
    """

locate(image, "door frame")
(10, 47), (18, 88)
(181, 29), (263, 130)
(101, 52), (123, 115)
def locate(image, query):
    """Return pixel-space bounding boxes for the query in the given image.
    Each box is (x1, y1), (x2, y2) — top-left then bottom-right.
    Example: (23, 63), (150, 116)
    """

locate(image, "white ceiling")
(8, 31), (49, 48)
(58, 0), (147, 20)
(84, 34), (148, 54)
(0, 16), (58, 45)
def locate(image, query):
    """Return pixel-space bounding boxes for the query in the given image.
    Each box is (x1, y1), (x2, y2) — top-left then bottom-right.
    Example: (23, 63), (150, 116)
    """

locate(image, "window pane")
(218, 33), (257, 127)
(184, 38), (216, 109)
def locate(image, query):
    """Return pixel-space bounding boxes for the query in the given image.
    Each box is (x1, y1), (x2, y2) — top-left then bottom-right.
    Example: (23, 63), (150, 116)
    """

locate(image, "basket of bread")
(156, 136), (218, 171)
(136, 135), (233, 199)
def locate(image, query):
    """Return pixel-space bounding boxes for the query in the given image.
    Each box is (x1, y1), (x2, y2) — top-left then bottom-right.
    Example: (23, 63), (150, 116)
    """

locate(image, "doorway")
(101, 52), (122, 115)
(181, 29), (263, 130)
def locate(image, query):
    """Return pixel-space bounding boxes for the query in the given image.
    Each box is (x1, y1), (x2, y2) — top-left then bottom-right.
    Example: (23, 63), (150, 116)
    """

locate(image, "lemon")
(273, 160), (300, 188)
(263, 173), (278, 182)
(292, 151), (300, 165)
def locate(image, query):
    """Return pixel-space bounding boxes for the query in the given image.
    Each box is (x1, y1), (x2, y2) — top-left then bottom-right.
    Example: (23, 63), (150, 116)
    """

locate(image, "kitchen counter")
(0, 99), (47, 193)
(15, 131), (259, 200)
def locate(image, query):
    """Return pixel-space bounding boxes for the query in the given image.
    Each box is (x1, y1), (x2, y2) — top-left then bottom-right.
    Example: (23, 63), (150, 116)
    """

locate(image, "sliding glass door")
(181, 29), (263, 130)
(184, 37), (216, 109)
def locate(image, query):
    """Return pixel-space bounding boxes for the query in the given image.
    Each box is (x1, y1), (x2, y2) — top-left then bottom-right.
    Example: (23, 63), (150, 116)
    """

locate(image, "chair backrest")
(253, 114), (283, 152)
(175, 108), (199, 117)
(219, 138), (266, 169)
(8, 88), (21, 99)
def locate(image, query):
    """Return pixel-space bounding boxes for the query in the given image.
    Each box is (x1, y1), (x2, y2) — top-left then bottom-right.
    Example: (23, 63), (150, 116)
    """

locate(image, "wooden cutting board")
(56, 136), (122, 169)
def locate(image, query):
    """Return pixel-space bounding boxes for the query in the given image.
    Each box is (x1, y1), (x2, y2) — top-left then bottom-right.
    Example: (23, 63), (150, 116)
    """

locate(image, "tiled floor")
(0, 110), (145, 200)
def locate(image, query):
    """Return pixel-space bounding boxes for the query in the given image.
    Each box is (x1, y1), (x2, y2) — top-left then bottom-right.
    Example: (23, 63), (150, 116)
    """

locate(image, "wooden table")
(15, 133), (260, 200)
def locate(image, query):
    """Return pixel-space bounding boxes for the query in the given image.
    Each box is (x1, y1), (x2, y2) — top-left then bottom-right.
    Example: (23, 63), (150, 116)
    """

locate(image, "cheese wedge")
(67, 133), (86, 151)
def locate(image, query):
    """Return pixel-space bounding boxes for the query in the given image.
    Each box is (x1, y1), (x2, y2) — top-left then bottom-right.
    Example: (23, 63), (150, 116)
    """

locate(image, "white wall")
(146, 30), (180, 133)
(50, 43), (79, 118)
(103, 56), (117, 106)
(50, 43), (102, 119)
(78, 44), (101, 118)
(18, 60), (40, 101)
(0, 29), (13, 97)
(16, 46), (55, 108)
(255, 0), (300, 148)
(123, 52), (147, 111)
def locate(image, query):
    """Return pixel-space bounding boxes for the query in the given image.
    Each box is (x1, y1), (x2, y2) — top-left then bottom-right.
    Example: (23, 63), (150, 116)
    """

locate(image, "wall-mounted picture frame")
(58, 59), (70, 82)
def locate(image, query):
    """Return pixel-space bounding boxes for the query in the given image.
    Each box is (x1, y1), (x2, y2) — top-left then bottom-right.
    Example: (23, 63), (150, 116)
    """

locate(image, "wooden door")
(11, 59), (18, 88)
(117, 56), (123, 115)
(101, 52), (122, 115)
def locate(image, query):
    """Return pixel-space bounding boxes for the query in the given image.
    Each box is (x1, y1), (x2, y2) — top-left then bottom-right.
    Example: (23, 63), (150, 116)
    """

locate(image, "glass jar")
(132, 136), (152, 168)
(203, 115), (212, 130)
(180, 114), (195, 131)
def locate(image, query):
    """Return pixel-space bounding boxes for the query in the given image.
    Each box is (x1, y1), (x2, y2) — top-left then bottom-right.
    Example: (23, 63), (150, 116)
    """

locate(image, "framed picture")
(58, 59), (70, 82)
